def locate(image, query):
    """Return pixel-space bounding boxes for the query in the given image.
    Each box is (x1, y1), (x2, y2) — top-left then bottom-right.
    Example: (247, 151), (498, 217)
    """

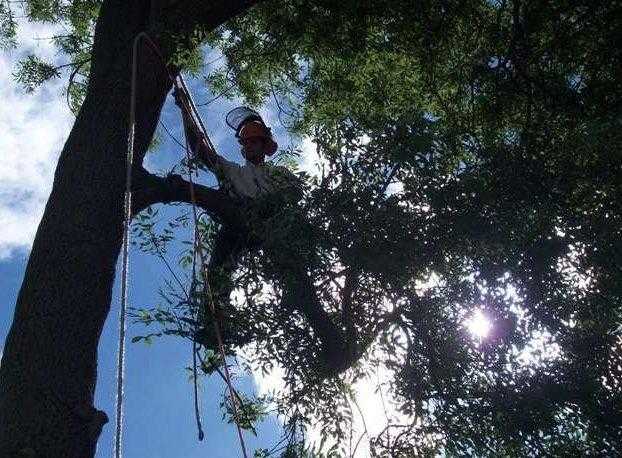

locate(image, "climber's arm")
(178, 108), (221, 170)
(173, 88), (223, 171)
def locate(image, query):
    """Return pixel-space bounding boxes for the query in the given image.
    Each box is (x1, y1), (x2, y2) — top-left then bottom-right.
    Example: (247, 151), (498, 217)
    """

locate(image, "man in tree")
(176, 98), (302, 346)
(175, 97), (363, 374)
(179, 102), (297, 200)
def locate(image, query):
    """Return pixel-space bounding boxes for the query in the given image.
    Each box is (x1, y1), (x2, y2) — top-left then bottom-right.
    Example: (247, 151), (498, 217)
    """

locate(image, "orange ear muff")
(264, 138), (278, 156)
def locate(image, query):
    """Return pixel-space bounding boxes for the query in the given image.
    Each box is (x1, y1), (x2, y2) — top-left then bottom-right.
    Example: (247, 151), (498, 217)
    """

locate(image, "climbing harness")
(117, 31), (248, 458)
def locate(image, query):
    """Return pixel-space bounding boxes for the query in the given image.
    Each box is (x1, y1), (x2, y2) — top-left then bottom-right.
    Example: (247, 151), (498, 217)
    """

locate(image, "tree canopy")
(2, 0), (622, 456)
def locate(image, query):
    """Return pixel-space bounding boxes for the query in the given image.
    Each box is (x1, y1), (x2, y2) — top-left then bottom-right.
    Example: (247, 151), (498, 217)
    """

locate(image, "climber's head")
(226, 107), (278, 165)
(238, 120), (277, 163)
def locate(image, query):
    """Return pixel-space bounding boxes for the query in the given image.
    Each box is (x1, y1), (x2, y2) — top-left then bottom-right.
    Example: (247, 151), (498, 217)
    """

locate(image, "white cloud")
(0, 22), (73, 259)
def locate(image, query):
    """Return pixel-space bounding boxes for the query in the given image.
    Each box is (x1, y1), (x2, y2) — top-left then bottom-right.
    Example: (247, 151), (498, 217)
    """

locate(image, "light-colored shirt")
(214, 156), (301, 200)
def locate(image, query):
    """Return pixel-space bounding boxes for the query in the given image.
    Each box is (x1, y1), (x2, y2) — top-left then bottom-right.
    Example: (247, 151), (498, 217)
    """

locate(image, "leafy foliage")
(154, 0), (621, 455)
(0, 0), (17, 49)
(3, 0), (97, 107)
(9, 0), (622, 455)
(13, 54), (61, 92)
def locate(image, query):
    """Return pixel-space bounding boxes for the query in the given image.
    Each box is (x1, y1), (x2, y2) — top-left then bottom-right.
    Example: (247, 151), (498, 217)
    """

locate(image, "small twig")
(197, 82), (236, 106)
(159, 120), (187, 150)
(196, 351), (245, 408)
(65, 58), (91, 112)
(149, 233), (188, 298)
(379, 164), (400, 195)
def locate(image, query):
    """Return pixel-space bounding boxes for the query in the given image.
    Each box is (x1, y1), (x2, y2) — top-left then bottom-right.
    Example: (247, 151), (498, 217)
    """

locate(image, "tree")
(200, 2), (622, 455)
(0, 1), (263, 456)
(2, 0), (622, 457)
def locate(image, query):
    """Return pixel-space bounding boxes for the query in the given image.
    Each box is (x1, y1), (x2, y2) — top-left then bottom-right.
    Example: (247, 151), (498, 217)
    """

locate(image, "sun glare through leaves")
(466, 310), (492, 340)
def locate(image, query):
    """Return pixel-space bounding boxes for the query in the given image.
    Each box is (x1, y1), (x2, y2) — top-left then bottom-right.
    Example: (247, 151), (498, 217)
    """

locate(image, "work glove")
(173, 86), (186, 109)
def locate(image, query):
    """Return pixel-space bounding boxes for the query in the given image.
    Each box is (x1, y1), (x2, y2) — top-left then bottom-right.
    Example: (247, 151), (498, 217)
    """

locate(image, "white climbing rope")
(114, 31), (249, 458)
(114, 31), (147, 458)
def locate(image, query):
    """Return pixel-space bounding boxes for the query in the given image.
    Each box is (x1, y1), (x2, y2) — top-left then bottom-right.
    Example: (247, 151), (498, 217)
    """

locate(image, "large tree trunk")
(0, 1), (169, 455)
(0, 0), (259, 456)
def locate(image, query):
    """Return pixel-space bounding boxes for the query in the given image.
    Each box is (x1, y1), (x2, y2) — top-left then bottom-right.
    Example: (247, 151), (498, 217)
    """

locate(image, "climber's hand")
(173, 87), (189, 111)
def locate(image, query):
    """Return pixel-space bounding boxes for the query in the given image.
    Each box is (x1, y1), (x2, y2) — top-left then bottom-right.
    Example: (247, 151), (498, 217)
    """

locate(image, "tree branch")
(277, 266), (366, 377)
(152, 0), (263, 53)
(341, 268), (359, 347)
(132, 169), (242, 227)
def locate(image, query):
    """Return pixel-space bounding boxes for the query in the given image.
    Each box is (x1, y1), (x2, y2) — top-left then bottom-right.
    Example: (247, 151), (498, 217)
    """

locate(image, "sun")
(466, 310), (492, 339)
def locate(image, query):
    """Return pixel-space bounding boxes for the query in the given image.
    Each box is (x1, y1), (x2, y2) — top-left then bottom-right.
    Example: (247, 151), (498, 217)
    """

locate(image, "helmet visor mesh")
(225, 107), (263, 133)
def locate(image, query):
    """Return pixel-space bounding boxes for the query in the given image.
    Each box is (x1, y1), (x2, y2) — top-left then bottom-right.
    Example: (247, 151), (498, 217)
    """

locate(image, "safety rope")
(192, 340), (205, 441)
(114, 31), (146, 458)
(189, 224), (205, 442)
(178, 81), (249, 458)
(116, 31), (248, 458)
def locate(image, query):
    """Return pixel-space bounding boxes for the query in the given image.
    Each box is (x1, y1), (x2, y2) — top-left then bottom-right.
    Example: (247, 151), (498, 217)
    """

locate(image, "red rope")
(182, 103), (249, 458)
(120, 32), (249, 458)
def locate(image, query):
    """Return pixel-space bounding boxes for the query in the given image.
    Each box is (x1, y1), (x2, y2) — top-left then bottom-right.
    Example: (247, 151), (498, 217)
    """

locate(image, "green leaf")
(13, 54), (61, 92)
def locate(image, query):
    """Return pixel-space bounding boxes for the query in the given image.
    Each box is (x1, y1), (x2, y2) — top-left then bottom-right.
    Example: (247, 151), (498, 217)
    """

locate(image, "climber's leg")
(195, 226), (246, 347)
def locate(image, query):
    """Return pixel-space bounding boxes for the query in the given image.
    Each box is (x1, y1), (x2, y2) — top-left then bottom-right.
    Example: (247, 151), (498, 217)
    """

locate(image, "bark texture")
(0, 0), (259, 456)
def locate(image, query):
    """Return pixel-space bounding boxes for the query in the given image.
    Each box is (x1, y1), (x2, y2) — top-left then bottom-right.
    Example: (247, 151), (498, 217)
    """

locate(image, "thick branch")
(152, 0), (263, 53)
(132, 170), (242, 226)
(278, 266), (365, 377)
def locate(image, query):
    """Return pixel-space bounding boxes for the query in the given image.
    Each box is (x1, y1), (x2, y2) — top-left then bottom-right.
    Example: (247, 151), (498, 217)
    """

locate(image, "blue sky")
(0, 248), (283, 457)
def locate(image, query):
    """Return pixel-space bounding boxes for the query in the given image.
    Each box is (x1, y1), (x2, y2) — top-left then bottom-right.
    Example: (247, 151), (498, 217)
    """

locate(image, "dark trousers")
(204, 227), (245, 316)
